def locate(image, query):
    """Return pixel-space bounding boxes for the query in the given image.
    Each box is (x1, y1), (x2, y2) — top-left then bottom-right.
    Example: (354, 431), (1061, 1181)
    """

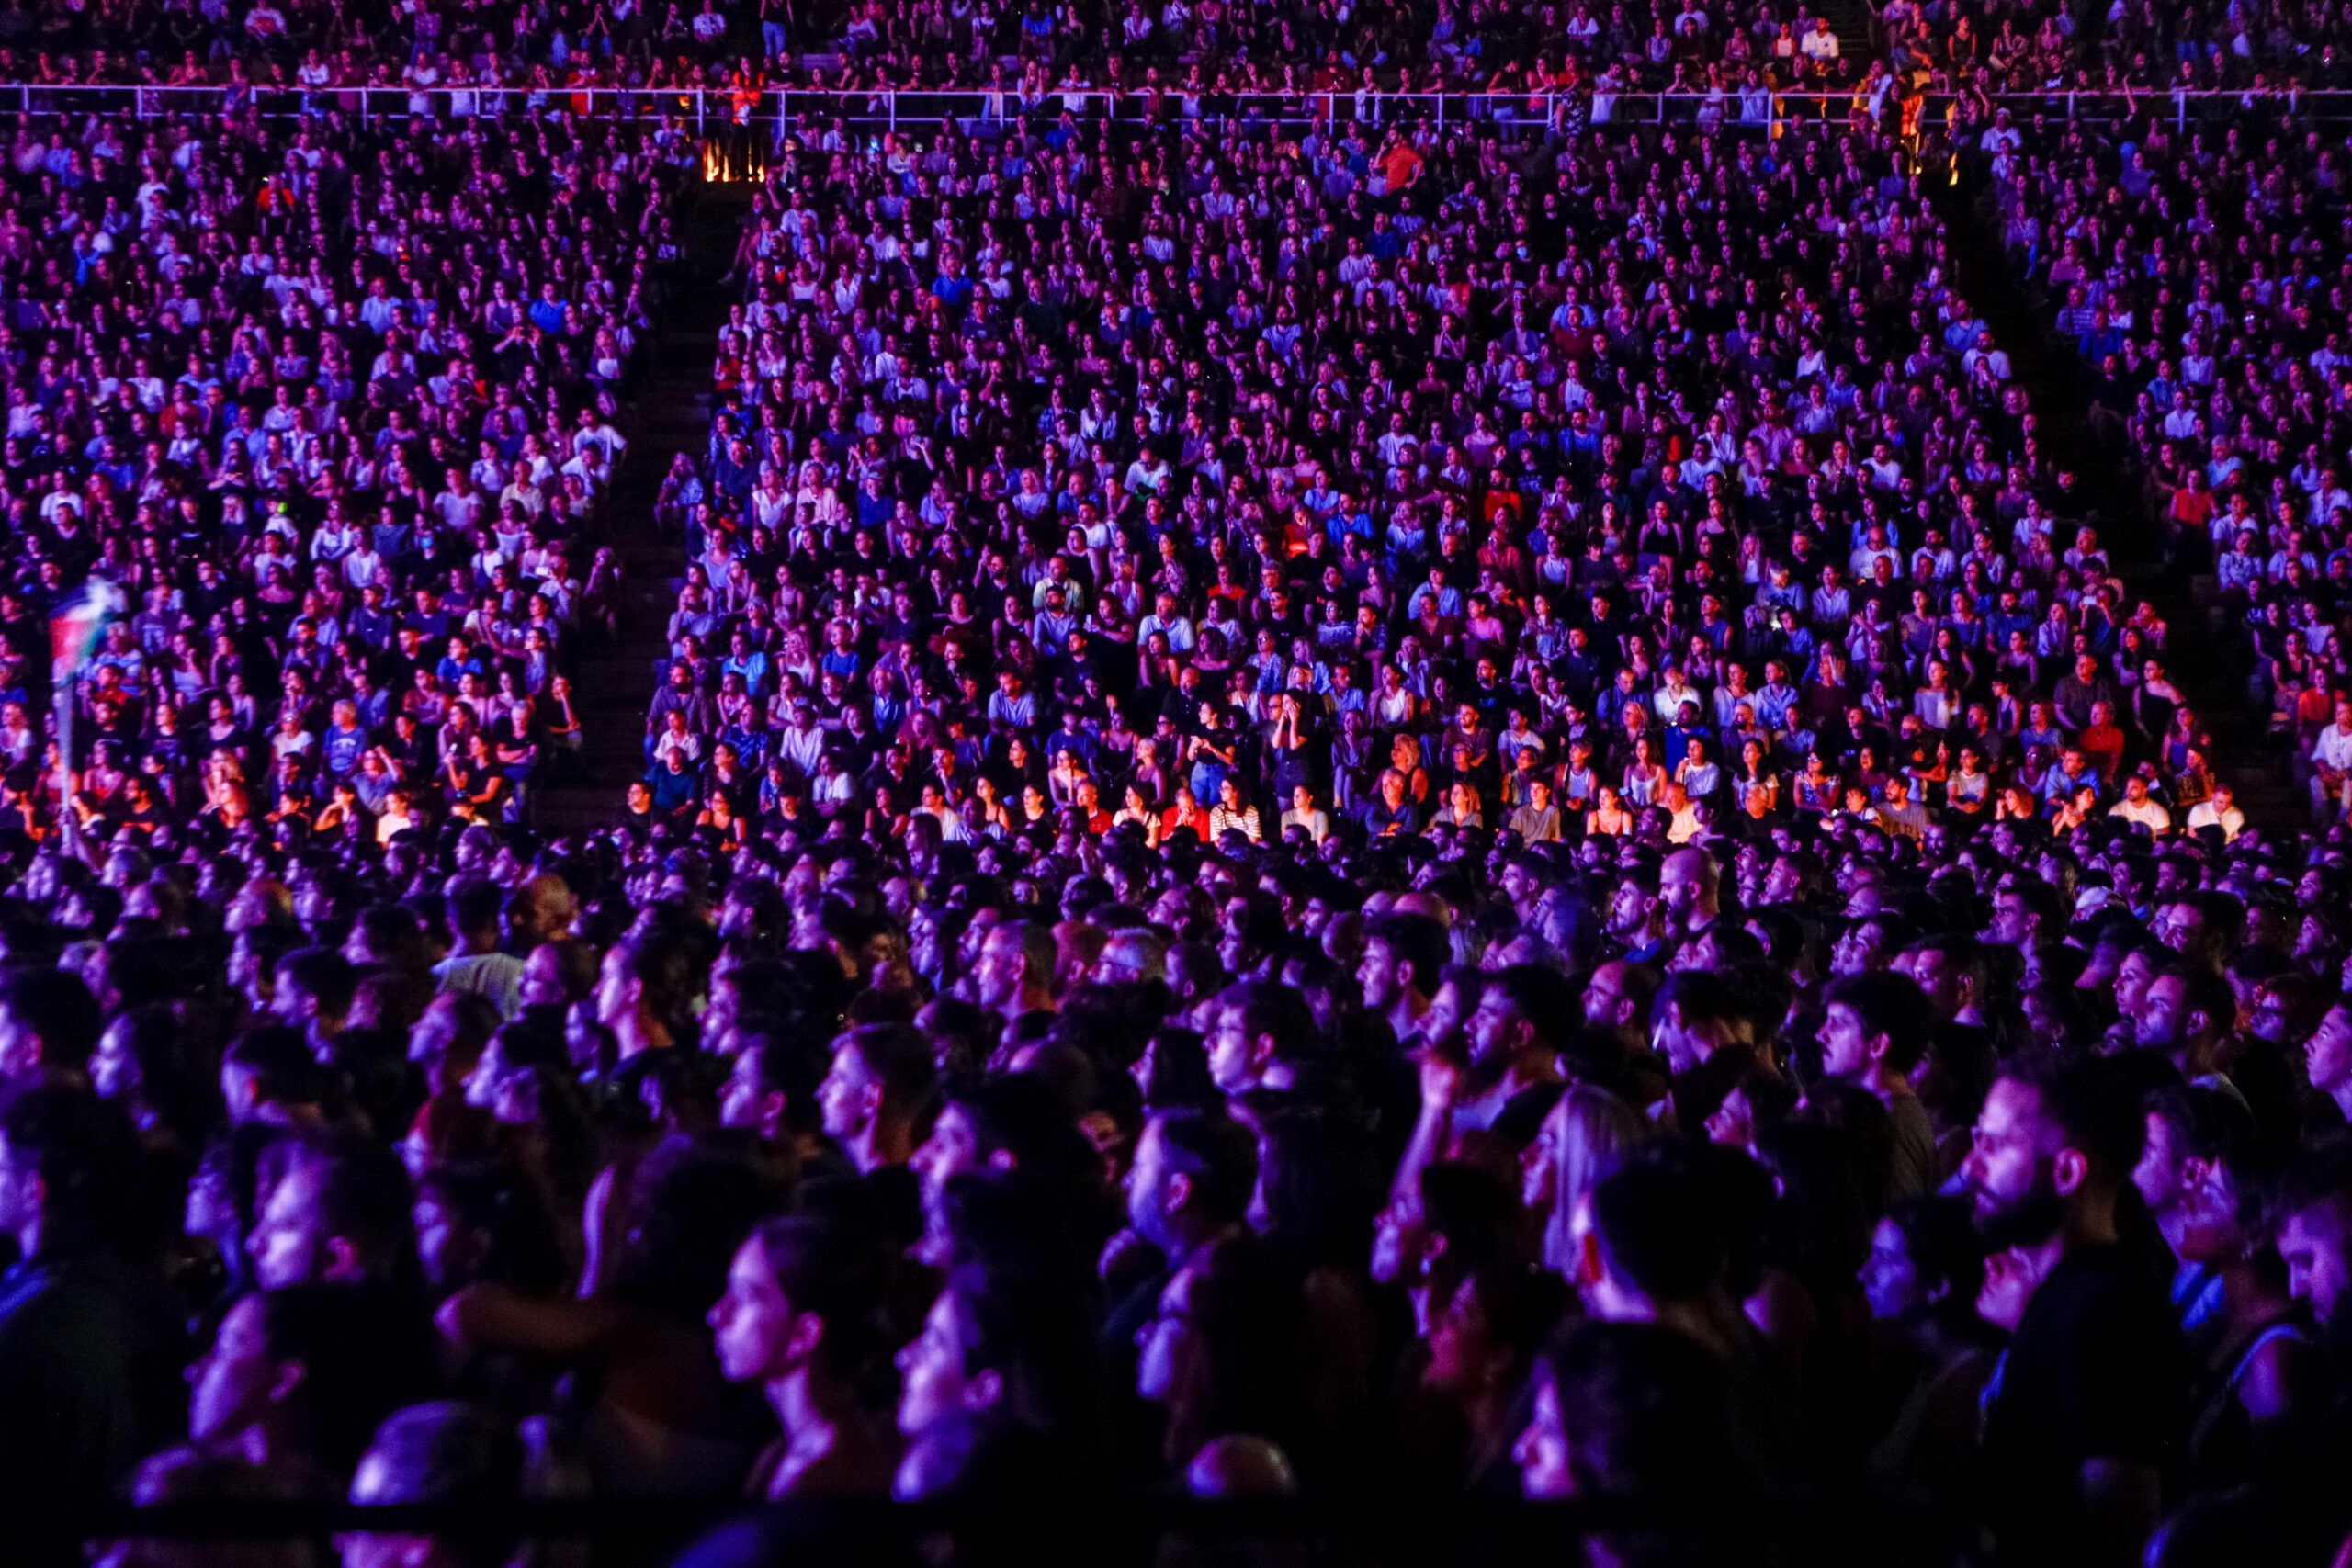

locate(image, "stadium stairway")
(1931, 170), (2301, 829)
(528, 179), (754, 838)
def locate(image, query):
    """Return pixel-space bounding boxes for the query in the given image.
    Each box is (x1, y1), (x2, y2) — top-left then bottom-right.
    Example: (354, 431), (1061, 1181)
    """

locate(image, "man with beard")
(1962, 1054), (2184, 1568)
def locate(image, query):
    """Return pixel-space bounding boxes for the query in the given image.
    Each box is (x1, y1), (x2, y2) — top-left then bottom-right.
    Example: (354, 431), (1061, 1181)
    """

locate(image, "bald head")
(1186, 1435), (1298, 1498)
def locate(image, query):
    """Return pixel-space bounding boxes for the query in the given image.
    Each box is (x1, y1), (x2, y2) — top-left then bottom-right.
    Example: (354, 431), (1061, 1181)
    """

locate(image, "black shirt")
(1980, 1243), (2187, 1564)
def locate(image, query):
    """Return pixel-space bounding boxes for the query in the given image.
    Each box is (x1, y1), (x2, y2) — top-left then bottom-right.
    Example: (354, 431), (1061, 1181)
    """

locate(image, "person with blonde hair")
(1521, 1083), (1656, 1277)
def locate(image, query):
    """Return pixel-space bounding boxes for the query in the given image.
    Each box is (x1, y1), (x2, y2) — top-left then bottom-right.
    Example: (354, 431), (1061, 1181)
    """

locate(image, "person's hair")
(1537, 1320), (1757, 1512)
(351, 905), (433, 972)
(224, 1024), (326, 1111)
(1250, 1107), (1382, 1273)
(732, 1025), (827, 1135)
(355, 1403), (523, 1568)
(0, 1085), (139, 1247)
(842, 1023), (938, 1118)
(250, 1282), (441, 1475)
(2274, 1133), (2352, 1235)
(1214, 980), (1321, 1059)
(995, 919), (1060, 998)
(283, 1128), (420, 1284)
(1995, 1052), (2145, 1184)
(1542, 1085), (1656, 1274)
(1655, 968), (1746, 1045)
(746, 1214), (892, 1380)
(277, 947), (358, 1021)
(1150, 1108), (1261, 1228)
(1419, 1160), (1521, 1309)
(1589, 1142), (1746, 1307)
(612, 1132), (793, 1318)
(1157, 1233), (1303, 1471)
(0, 964), (101, 1068)
(101, 1003), (220, 1145)
(414, 1160), (567, 1295)
(445, 877), (505, 940)
(1136, 1027), (1217, 1111)
(932, 1260), (1102, 1436)
(609, 935), (705, 1040)
(1484, 964), (1581, 1056)
(1363, 913), (1449, 997)
(1822, 971), (1933, 1076)
(2151, 960), (2235, 1043)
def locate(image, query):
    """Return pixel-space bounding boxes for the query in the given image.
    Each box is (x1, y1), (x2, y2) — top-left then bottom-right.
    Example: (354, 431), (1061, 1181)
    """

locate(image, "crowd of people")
(1980, 96), (2352, 829)
(8, 0), (2352, 1565)
(1, 106), (691, 847)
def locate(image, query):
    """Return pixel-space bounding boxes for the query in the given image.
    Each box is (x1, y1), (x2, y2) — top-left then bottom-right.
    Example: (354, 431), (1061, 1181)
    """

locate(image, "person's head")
(1578, 1142), (1746, 1320)
(345, 1403), (522, 1568)
(2273, 1136), (2352, 1331)
(895, 1264), (1091, 1443)
(1817, 972), (1931, 1085)
(1357, 913), (1448, 1016)
(1125, 1108), (1258, 1255)
(1862, 1194), (1994, 1335)
(2305, 999), (2352, 1100)
(2132, 961), (2233, 1074)
(0, 965), (101, 1083)
(708, 1214), (888, 1389)
(1960, 1055), (2143, 1248)
(0, 1084), (139, 1254)
(973, 919), (1057, 1016)
(274, 948), (357, 1035)
(817, 1024), (937, 1146)
(190, 1283), (428, 1476)
(1135, 1233), (1302, 1471)
(247, 1130), (417, 1291)
(1515, 1320), (1752, 1519)
(1524, 1085), (1654, 1275)
(1205, 981), (1319, 1096)
(1466, 964), (1577, 1077)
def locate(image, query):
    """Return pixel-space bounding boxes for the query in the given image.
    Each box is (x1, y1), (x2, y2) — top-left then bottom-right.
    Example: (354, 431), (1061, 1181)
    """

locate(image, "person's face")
(719, 1050), (775, 1135)
(1959, 1078), (2053, 1232)
(1582, 963), (1629, 1033)
(2307, 1006), (2352, 1096)
(1987, 892), (2032, 948)
(1135, 1265), (1196, 1403)
(1356, 937), (1401, 1013)
(248, 1159), (334, 1289)
(817, 1043), (875, 1139)
(187, 1292), (284, 1445)
(1512, 1374), (1573, 1499)
(2134, 973), (2193, 1054)
(912, 1103), (981, 1213)
(1125, 1119), (1173, 1245)
(709, 1237), (798, 1384)
(1206, 1003), (1261, 1095)
(896, 1290), (972, 1435)
(2278, 1203), (2352, 1329)
(1976, 1243), (2045, 1335)
(90, 1017), (141, 1102)
(1521, 1100), (1564, 1212)
(592, 947), (637, 1030)
(1466, 990), (1523, 1073)
(1818, 1001), (1874, 1081)
(1860, 1217), (1925, 1322)
(519, 943), (571, 1012)
(1608, 880), (1651, 938)
(973, 927), (1025, 1012)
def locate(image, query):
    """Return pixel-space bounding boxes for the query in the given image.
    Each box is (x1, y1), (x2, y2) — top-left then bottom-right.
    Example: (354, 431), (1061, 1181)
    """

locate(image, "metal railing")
(2, 81), (2349, 132)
